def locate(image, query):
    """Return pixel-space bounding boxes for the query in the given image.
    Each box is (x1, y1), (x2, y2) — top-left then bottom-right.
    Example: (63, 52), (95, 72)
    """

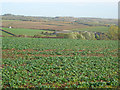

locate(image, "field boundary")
(0, 29), (16, 36)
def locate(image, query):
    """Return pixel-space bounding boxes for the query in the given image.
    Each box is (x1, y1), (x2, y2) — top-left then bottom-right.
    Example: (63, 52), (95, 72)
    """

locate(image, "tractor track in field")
(2, 49), (117, 60)
(2, 49), (85, 52)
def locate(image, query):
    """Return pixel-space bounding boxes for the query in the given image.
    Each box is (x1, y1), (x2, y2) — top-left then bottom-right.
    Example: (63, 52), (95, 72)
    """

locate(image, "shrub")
(33, 34), (43, 38)
(81, 32), (96, 40)
(56, 33), (77, 39)
(107, 25), (118, 40)
(77, 33), (86, 40)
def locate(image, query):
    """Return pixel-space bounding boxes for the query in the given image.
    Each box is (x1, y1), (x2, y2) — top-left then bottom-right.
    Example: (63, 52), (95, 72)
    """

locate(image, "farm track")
(0, 29), (17, 36)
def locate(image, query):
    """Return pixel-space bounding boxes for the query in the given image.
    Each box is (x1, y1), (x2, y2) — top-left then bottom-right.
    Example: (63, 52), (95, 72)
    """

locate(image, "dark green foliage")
(95, 34), (100, 40)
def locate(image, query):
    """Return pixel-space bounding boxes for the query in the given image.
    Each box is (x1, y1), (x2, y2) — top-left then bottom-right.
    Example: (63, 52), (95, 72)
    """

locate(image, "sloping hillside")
(1, 14), (117, 31)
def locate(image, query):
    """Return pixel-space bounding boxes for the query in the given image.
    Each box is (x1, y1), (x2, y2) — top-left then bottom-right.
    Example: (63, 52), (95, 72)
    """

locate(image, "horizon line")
(1, 13), (118, 19)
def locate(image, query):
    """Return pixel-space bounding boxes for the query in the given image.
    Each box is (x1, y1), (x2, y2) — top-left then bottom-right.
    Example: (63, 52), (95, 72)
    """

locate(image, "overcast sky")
(0, 0), (119, 3)
(0, 0), (118, 19)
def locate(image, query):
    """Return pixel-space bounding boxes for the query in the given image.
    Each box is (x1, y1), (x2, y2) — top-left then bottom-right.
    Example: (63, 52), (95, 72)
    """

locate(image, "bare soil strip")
(2, 49), (84, 52)
(2, 49), (117, 59)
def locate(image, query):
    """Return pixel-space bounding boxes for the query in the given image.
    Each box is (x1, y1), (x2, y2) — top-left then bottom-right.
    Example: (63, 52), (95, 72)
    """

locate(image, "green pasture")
(72, 26), (109, 33)
(2, 28), (46, 36)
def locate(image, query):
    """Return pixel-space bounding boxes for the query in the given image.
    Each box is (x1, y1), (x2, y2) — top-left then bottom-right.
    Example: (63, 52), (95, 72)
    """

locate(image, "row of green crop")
(2, 56), (118, 88)
(2, 49), (117, 56)
(2, 37), (118, 50)
(2, 37), (118, 88)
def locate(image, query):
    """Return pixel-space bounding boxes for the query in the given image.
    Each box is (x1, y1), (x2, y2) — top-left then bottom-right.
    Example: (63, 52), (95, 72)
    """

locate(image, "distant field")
(2, 28), (46, 36)
(2, 26), (109, 37)
(2, 20), (20, 21)
(72, 26), (109, 33)
(2, 20), (110, 33)
(2, 20), (90, 30)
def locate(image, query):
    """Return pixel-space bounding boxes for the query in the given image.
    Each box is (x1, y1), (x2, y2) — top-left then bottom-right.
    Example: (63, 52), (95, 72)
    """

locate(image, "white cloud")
(0, 0), (119, 3)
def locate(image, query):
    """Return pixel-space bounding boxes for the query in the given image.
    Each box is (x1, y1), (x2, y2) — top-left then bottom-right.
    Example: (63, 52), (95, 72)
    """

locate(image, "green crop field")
(2, 28), (46, 36)
(2, 37), (118, 88)
(72, 26), (109, 33)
